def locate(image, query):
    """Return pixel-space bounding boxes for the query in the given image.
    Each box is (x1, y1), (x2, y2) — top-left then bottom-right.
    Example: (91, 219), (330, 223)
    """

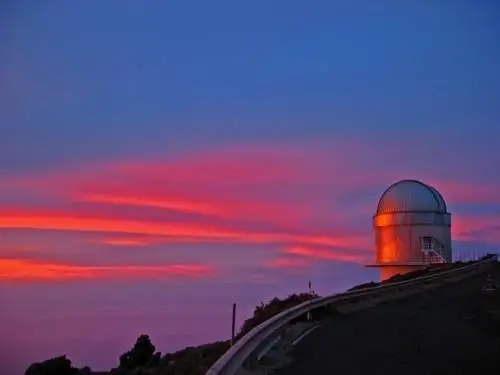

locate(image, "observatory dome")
(376, 179), (447, 215)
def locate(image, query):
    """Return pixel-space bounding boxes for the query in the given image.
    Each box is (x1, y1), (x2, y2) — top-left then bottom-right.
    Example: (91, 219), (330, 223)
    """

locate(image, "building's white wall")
(374, 212), (451, 227)
(373, 212), (452, 264)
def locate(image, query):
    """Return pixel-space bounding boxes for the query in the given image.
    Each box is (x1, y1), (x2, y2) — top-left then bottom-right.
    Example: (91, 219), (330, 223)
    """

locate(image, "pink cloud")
(284, 245), (370, 264)
(76, 192), (304, 226)
(452, 214), (500, 244)
(428, 180), (500, 206)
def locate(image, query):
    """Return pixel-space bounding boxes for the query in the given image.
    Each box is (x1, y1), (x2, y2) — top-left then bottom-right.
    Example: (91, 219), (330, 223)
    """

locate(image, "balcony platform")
(365, 262), (444, 267)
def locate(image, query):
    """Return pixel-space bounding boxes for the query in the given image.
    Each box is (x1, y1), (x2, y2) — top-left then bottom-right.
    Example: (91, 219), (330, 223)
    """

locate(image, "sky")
(1, 0), (499, 373)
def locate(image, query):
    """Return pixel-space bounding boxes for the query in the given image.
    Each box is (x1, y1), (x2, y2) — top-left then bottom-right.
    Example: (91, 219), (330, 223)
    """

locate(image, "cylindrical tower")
(371, 179), (452, 280)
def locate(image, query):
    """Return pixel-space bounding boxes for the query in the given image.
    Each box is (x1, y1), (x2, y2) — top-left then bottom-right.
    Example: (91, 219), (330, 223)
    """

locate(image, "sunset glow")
(0, 140), (499, 283)
(0, 209), (367, 249)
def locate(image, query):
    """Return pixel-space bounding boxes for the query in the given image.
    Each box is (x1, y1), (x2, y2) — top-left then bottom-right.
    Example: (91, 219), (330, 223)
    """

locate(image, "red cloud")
(0, 258), (214, 281)
(0, 208), (367, 249)
(100, 238), (151, 247)
(76, 192), (303, 225)
(0, 140), (369, 235)
(284, 245), (369, 264)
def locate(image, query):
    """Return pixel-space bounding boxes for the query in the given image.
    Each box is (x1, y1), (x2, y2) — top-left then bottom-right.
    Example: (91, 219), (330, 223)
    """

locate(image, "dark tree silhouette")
(25, 355), (79, 375)
(118, 334), (157, 370)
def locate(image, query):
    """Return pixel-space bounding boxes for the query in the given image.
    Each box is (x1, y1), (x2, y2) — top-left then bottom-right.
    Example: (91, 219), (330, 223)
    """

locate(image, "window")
(422, 236), (433, 250)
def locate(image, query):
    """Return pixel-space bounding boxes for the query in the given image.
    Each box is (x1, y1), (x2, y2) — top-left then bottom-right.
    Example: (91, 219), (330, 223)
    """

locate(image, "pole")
(307, 281), (312, 321)
(231, 303), (236, 346)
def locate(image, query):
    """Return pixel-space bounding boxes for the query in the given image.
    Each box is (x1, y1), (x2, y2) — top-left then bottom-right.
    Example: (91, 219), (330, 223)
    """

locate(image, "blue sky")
(2, 0), (499, 173)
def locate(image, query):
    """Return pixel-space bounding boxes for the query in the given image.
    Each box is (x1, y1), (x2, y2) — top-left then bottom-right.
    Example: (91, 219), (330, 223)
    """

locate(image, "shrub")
(119, 334), (157, 370)
(25, 355), (79, 375)
(237, 292), (318, 338)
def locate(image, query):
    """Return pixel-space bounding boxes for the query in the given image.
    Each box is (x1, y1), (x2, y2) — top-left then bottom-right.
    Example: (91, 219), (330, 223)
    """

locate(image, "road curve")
(276, 266), (500, 375)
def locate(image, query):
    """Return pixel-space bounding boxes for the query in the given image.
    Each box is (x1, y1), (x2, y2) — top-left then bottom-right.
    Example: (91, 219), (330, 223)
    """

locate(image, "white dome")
(376, 180), (447, 215)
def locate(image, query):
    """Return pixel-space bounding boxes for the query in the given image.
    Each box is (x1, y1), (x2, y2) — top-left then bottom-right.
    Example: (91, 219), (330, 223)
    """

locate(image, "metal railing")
(206, 255), (497, 375)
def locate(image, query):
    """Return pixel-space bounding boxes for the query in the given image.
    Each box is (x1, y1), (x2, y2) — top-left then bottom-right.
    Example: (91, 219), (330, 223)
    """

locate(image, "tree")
(119, 334), (156, 369)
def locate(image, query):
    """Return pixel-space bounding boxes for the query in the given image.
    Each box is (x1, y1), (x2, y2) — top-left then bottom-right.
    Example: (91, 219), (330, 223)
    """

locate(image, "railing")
(421, 237), (446, 264)
(206, 255), (497, 375)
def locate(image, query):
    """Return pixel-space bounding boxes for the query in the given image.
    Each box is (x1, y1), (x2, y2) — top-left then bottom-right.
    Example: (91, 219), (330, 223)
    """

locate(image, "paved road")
(276, 266), (500, 375)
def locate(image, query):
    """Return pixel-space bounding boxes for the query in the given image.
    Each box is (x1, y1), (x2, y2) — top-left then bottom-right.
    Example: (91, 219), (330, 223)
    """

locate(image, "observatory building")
(369, 179), (452, 281)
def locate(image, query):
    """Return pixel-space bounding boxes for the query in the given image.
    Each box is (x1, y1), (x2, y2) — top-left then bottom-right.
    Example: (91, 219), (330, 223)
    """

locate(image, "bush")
(160, 341), (230, 375)
(237, 292), (318, 338)
(25, 355), (79, 375)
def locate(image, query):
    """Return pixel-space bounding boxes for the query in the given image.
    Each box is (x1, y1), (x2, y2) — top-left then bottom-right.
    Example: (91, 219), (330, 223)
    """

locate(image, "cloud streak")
(99, 238), (151, 247)
(76, 192), (302, 225)
(0, 208), (366, 249)
(1, 133), (500, 284)
(284, 245), (369, 264)
(0, 258), (214, 281)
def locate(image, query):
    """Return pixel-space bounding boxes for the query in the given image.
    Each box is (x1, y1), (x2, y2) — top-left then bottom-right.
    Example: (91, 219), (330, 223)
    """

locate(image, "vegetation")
(116, 334), (161, 372)
(25, 356), (90, 375)
(156, 341), (230, 375)
(237, 292), (318, 338)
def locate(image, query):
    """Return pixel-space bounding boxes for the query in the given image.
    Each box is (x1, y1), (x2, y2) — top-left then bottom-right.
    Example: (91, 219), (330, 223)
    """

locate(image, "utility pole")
(230, 303), (236, 346)
(307, 280), (312, 321)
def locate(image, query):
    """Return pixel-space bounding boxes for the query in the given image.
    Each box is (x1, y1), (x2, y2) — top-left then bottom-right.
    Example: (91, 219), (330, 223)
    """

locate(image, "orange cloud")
(100, 238), (151, 247)
(0, 258), (214, 281)
(284, 245), (369, 264)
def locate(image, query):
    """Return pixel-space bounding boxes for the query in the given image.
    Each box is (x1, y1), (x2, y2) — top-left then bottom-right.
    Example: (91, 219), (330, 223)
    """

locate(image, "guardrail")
(206, 255), (497, 375)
